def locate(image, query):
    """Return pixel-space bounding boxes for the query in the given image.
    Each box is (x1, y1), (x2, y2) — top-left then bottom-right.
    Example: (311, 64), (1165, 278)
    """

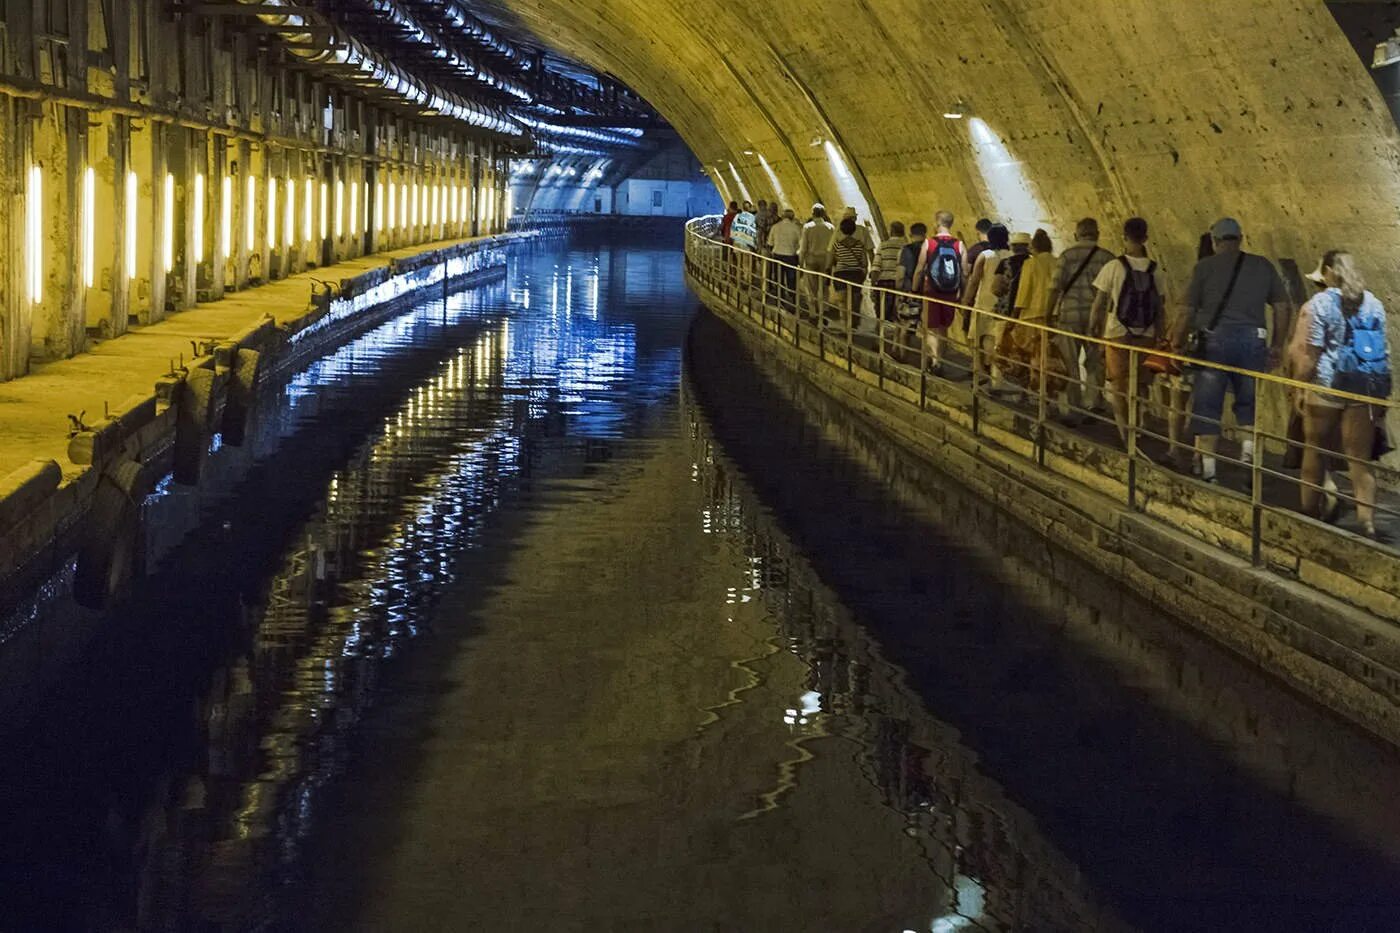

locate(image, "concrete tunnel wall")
(492, 0), (1400, 310)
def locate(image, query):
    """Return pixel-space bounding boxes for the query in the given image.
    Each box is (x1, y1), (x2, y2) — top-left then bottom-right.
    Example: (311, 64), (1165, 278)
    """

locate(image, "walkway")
(0, 234), (497, 481)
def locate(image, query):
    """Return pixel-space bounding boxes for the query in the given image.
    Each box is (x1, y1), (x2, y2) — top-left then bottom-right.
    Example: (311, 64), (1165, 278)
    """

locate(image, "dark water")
(1, 234), (1398, 932)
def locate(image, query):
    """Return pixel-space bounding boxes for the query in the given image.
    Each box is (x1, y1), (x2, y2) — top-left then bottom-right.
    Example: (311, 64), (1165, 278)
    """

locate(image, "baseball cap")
(1211, 217), (1242, 240)
(811, 202), (825, 213)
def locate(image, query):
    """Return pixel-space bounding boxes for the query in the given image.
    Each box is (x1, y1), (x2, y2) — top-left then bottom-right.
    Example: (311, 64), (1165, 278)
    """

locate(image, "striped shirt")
(832, 236), (868, 274)
(875, 236), (905, 282)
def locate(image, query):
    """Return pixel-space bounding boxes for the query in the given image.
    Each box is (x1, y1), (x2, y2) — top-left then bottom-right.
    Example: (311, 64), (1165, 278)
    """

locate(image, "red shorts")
(924, 291), (959, 330)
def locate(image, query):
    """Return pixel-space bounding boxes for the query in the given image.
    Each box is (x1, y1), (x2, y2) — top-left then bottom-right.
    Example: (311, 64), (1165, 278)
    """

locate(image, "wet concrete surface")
(0, 233), (1398, 931)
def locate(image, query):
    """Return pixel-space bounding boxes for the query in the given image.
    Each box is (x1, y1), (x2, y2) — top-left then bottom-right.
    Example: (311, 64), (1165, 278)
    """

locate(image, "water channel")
(0, 230), (1398, 932)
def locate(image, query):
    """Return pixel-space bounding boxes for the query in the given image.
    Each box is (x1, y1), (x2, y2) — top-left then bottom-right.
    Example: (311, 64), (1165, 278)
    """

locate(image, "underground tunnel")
(1, 1), (1400, 930)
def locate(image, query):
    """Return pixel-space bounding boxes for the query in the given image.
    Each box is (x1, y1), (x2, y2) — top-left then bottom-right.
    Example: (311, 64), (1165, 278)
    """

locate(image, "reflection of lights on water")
(908, 874), (985, 933)
(782, 690), (822, 726)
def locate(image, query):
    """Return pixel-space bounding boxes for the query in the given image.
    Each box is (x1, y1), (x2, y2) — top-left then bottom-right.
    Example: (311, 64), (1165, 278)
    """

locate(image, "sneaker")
(1322, 473), (1340, 522)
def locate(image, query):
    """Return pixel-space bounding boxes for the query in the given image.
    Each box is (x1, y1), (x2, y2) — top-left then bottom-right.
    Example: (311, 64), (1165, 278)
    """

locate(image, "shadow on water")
(685, 308), (1400, 932)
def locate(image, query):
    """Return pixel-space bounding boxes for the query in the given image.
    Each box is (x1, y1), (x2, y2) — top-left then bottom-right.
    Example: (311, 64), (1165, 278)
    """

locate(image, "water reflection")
(0, 236), (689, 931)
(685, 401), (1122, 931)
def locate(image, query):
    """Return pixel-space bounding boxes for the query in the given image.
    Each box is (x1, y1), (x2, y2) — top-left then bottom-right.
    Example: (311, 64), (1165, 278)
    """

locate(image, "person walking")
(720, 200), (739, 269)
(1047, 218), (1113, 423)
(895, 223), (929, 360)
(1007, 228), (1061, 391)
(965, 218), (994, 281)
(1290, 251), (1392, 539)
(829, 217), (870, 329)
(798, 203), (836, 318)
(755, 199), (773, 253)
(840, 206), (877, 264)
(769, 207), (804, 310)
(962, 224), (1010, 383)
(911, 211), (965, 374)
(1090, 217), (1167, 445)
(875, 221), (907, 322)
(899, 223), (928, 292)
(1174, 217), (1294, 482)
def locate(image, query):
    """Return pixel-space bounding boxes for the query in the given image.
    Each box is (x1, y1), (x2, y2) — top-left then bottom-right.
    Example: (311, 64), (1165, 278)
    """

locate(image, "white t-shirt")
(1093, 254), (1166, 338)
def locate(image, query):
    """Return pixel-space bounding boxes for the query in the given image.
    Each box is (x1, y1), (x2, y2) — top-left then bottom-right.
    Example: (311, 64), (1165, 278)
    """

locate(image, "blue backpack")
(1333, 306), (1392, 400)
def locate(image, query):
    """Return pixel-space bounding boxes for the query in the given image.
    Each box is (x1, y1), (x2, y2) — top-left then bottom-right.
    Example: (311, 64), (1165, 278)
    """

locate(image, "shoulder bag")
(1185, 252), (1245, 360)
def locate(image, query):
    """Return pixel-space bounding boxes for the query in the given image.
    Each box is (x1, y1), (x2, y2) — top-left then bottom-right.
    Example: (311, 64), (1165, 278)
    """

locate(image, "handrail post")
(846, 283), (855, 374)
(919, 307), (929, 410)
(1127, 349), (1140, 510)
(1037, 327), (1050, 467)
(1251, 417), (1264, 567)
(969, 312), (979, 431)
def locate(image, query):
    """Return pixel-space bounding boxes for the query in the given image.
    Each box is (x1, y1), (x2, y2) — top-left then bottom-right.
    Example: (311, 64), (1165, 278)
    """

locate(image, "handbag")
(1186, 251), (1245, 359)
(1143, 339), (1181, 376)
(896, 297), (922, 321)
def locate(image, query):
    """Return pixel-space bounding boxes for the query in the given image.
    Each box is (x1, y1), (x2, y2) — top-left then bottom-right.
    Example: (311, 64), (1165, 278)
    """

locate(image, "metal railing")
(684, 216), (1400, 565)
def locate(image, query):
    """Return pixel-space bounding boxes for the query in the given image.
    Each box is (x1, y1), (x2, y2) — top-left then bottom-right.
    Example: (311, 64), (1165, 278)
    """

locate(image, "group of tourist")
(715, 200), (1393, 540)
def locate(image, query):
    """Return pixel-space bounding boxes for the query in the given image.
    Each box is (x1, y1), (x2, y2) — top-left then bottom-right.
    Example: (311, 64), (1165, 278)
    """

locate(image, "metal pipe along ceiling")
(361, 0), (533, 103)
(231, 0), (526, 137)
(426, 0), (522, 62)
(514, 115), (646, 149)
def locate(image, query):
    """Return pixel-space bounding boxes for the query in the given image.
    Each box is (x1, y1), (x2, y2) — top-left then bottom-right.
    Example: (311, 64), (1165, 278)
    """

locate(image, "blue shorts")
(1190, 329), (1268, 436)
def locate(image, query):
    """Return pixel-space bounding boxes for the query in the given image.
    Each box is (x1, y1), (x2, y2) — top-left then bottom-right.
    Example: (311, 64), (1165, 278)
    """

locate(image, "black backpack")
(994, 253), (1030, 314)
(923, 236), (962, 293)
(1115, 257), (1159, 331)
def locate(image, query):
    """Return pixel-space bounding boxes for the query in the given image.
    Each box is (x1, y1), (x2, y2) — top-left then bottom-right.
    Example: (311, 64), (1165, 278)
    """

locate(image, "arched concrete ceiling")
(490, 0), (1400, 296)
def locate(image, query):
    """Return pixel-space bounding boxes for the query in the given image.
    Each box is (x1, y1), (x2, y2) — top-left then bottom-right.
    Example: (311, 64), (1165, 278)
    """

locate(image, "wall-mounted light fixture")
(82, 166), (97, 288)
(285, 178), (296, 249)
(245, 174), (256, 252)
(304, 178), (314, 244)
(127, 170), (139, 280)
(26, 164), (42, 303)
(220, 174), (232, 262)
(163, 173), (175, 272)
(334, 178), (345, 239)
(192, 172), (205, 264)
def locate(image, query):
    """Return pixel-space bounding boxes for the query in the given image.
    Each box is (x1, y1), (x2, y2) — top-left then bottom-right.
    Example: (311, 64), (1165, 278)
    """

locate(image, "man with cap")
(798, 203), (836, 313)
(1174, 217), (1294, 482)
(769, 207), (804, 309)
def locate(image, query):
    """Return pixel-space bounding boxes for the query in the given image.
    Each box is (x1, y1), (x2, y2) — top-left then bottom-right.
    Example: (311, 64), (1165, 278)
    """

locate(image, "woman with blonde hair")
(1290, 251), (1393, 539)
